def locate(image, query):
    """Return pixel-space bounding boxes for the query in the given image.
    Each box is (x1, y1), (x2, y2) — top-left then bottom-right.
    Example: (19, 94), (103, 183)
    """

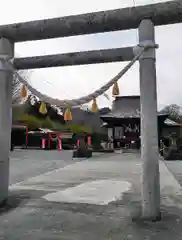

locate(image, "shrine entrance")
(104, 119), (141, 150)
(113, 120), (140, 149)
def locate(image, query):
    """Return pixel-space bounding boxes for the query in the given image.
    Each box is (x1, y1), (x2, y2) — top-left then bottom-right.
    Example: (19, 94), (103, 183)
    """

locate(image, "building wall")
(105, 117), (166, 149)
(112, 121), (140, 140)
(162, 126), (180, 138)
(101, 96), (168, 148)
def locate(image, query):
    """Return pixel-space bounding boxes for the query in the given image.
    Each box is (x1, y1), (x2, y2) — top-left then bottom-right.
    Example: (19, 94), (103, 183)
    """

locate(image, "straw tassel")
(39, 102), (47, 115)
(91, 98), (98, 113)
(64, 106), (72, 121)
(20, 84), (28, 99)
(112, 82), (120, 96)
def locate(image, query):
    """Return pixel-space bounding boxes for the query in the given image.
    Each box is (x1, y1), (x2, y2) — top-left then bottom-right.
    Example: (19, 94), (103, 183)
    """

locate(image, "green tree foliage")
(12, 70), (32, 105)
(14, 114), (41, 130)
(65, 123), (91, 134)
(12, 94), (104, 135)
(160, 104), (181, 122)
(13, 113), (64, 131)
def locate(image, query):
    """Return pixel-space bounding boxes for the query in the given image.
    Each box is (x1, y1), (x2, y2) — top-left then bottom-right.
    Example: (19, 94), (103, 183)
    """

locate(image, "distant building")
(100, 96), (168, 149)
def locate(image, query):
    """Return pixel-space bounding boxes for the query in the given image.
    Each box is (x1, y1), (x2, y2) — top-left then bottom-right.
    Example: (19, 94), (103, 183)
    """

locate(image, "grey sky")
(1, 0), (180, 109)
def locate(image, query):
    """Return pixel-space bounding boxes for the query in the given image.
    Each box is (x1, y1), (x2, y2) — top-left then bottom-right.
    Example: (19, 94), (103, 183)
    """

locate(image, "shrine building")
(100, 96), (169, 149)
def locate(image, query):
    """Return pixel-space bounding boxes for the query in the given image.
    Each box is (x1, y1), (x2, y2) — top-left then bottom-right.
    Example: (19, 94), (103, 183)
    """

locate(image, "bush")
(91, 132), (108, 150)
(41, 117), (53, 129)
(14, 114), (41, 130)
(13, 113), (66, 131)
(13, 112), (100, 138)
(65, 124), (91, 134)
(51, 121), (65, 131)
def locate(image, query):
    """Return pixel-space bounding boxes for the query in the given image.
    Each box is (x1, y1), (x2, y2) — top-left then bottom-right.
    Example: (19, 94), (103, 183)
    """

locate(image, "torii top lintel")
(0, 1), (181, 42)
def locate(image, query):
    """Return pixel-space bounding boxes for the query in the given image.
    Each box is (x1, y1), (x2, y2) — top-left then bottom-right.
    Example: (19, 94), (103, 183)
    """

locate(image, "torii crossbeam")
(0, 1), (180, 42)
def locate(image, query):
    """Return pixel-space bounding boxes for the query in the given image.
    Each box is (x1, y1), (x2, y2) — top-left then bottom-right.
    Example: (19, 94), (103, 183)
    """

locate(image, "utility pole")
(139, 20), (161, 219)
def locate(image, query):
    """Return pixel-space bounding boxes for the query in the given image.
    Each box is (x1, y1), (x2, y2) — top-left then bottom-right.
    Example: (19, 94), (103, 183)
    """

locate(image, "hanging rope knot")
(0, 56), (12, 72)
(133, 40), (158, 60)
(138, 40), (158, 50)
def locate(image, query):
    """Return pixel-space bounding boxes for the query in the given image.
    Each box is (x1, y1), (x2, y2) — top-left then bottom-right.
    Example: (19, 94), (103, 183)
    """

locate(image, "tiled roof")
(101, 111), (166, 119)
(100, 95), (167, 119)
(164, 119), (181, 126)
(101, 111), (140, 119)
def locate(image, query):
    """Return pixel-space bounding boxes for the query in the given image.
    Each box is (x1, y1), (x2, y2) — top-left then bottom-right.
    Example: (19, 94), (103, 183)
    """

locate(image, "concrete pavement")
(1, 151), (182, 239)
(165, 160), (182, 186)
(9, 150), (75, 185)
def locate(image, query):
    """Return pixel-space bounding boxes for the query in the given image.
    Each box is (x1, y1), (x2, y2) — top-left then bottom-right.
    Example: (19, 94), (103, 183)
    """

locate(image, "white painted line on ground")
(42, 180), (132, 205)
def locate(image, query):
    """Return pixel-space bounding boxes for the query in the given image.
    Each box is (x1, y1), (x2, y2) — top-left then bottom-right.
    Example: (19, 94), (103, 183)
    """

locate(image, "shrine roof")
(100, 112), (166, 119)
(100, 95), (167, 119)
(164, 119), (181, 126)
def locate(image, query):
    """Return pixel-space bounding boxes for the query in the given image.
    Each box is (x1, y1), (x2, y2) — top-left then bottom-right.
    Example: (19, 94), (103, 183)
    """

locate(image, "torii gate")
(0, 1), (181, 219)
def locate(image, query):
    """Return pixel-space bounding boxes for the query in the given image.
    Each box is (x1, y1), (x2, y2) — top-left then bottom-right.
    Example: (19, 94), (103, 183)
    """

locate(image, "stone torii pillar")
(139, 20), (160, 219)
(0, 38), (14, 205)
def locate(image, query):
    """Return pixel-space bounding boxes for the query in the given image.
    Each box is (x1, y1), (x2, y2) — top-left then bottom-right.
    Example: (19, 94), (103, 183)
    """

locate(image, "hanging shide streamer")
(64, 106), (72, 121)
(20, 84), (28, 99)
(112, 81), (120, 96)
(39, 101), (47, 115)
(91, 98), (98, 113)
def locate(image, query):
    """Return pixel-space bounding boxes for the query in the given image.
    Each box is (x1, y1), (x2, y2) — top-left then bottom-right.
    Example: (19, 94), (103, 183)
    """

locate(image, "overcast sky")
(1, 0), (180, 109)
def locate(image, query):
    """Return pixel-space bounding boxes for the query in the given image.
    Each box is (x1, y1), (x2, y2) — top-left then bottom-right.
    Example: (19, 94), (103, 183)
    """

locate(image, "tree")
(12, 70), (31, 105)
(160, 104), (181, 122)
